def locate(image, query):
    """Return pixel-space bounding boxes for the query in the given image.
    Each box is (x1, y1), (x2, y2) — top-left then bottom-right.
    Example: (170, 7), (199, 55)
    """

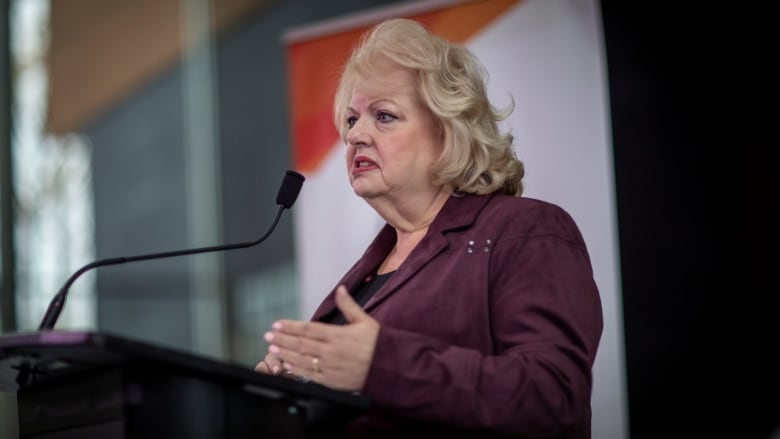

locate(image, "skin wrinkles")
(344, 62), (451, 235)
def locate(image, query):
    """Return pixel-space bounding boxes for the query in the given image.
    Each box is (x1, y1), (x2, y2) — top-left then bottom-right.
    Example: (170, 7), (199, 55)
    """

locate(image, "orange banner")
(286, 0), (520, 173)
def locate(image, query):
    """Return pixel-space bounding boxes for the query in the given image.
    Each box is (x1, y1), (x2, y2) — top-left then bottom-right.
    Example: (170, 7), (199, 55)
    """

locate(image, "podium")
(0, 330), (369, 438)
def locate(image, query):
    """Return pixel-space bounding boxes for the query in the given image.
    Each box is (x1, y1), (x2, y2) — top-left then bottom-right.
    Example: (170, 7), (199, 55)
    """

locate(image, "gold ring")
(312, 356), (321, 373)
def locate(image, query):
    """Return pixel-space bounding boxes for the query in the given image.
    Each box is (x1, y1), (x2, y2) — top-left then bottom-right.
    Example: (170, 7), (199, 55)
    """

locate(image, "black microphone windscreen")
(276, 170), (305, 208)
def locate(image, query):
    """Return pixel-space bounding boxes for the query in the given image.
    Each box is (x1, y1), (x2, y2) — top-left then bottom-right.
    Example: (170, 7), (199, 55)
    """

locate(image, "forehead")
(349, 63), (418, 104)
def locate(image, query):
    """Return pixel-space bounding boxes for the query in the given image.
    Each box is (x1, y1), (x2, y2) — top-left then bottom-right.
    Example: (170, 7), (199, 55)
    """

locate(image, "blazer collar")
(428, 192), (495, 234)
(311, 193), (495, 321)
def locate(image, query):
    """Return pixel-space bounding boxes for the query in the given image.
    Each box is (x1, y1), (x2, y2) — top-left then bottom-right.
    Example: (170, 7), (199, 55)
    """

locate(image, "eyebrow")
(347, 98), (398, 113)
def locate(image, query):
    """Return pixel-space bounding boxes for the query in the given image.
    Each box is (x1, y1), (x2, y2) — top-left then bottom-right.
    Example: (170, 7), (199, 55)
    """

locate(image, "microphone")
(37, 170), (305, 331)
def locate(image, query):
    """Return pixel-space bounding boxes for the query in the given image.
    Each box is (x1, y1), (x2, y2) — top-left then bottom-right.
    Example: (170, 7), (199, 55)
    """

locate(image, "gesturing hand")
(263, 285), (380, 391)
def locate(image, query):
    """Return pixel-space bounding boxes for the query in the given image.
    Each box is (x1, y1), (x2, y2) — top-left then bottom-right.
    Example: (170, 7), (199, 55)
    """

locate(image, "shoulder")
(483, 194), (569, 220)
(435, 193), (585, 246)
(479, 195), (585, 245)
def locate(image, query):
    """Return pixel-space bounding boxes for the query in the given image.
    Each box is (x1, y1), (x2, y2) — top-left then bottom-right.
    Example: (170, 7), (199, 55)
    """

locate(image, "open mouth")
(353, 156), (378, 173)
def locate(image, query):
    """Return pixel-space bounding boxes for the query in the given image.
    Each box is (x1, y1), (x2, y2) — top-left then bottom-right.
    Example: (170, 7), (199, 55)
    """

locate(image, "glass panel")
(10, 0), (96, 332)
(6, 0), (300, 365)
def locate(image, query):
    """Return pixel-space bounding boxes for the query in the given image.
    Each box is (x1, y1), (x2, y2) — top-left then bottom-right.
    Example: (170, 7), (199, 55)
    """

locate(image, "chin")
(351, 184), (377, 199)
(352, 187), (372, 198)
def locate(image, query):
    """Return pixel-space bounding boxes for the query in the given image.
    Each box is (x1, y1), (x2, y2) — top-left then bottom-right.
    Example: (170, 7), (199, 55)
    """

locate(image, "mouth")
(352, 156), (378, 174)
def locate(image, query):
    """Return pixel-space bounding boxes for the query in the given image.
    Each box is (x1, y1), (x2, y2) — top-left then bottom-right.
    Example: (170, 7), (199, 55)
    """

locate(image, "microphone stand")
(38, 170), (304, 331)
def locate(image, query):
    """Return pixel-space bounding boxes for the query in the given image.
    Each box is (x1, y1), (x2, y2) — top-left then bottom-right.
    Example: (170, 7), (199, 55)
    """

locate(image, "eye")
(346, 116), (357, 128)
(377, 111), (397, 123)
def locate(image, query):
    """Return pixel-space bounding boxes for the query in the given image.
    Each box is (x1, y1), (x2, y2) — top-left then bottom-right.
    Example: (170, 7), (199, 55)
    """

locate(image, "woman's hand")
(263, 285), (380, 391)
(254, 351), (284, 375)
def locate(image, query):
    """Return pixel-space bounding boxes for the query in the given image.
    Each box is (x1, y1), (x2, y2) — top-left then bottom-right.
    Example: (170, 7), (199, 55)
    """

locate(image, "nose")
(346, 117), (371, 147)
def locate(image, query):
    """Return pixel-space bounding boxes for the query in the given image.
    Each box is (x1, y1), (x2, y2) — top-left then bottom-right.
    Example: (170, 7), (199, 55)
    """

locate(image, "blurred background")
(0, 1), (774, 439)
(1, 0), (382, 367)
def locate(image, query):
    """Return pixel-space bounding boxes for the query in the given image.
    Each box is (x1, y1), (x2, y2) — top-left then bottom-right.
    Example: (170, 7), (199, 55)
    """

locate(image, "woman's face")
(343, 62), (443, 203)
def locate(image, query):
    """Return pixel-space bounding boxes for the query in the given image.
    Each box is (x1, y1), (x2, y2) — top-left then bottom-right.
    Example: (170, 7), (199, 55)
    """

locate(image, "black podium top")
(1, 331), (370, 438)
(0, 330), (369, 409)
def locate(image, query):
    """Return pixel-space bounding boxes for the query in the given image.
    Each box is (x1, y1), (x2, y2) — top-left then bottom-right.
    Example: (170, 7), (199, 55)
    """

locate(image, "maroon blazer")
(311, 194), (603, 438)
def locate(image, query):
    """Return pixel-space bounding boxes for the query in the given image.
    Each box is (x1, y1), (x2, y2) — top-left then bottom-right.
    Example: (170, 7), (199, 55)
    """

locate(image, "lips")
(352, 155), (378, 174)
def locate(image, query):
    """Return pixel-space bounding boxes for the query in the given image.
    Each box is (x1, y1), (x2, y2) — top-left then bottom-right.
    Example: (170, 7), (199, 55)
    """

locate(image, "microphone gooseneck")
(38, 170), (305, 331)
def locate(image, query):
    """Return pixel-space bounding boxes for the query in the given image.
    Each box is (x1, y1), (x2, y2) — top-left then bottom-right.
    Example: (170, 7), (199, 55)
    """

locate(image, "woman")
(256, 18), (603, 438)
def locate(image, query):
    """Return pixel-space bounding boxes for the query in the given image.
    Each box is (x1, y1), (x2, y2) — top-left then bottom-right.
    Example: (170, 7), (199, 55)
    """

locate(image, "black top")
(324, 271), (394, 325)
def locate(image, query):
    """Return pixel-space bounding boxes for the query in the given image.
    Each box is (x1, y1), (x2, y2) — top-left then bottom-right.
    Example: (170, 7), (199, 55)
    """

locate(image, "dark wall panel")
(600, 2), (775, 438)
(89, 68), (192, 348)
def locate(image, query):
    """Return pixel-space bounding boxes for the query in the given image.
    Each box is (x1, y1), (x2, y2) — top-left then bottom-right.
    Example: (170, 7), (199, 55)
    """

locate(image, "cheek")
(423, 133), (444, 163)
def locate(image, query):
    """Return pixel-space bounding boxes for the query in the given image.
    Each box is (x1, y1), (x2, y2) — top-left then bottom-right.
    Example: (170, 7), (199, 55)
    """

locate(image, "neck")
(371, 188), (451, 274)
(368, 187), (451, 233)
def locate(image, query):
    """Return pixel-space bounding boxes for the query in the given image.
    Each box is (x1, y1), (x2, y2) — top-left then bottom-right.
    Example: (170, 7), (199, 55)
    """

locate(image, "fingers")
(265, 320), (331, 374)
(254, 360), (271, 373)
(255, 351), (286, 375)
(269, 348), (324, 381)
(267, 342), (315, 371)
(265, 327), (321, 355)
(283, 353), (322, 375)
(259, 285), (371, 385)
(264, 321), (324, 380)
(265, 329), (328, 379)
(270, 319), (332, 340)
(257, 358), (310, 383)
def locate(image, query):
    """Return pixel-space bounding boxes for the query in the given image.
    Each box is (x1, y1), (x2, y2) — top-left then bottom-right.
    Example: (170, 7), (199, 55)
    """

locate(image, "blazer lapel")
(362, 232), (449, 311)
(363, 194), (494, 311)
(310, 194), (495, 320)
(310, 224), (396, 321)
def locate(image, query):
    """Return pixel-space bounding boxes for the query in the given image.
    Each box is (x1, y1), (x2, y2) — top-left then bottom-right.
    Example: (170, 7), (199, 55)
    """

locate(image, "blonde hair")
(333, 18), (524, 196)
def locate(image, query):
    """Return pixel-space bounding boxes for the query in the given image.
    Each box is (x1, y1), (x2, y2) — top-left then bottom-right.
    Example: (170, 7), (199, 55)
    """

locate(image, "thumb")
(335, 285), (368, 324)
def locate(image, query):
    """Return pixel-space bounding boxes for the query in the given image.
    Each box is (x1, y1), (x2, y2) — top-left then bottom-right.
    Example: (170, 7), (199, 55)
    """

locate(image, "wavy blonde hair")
(333, 18), (524, 196)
